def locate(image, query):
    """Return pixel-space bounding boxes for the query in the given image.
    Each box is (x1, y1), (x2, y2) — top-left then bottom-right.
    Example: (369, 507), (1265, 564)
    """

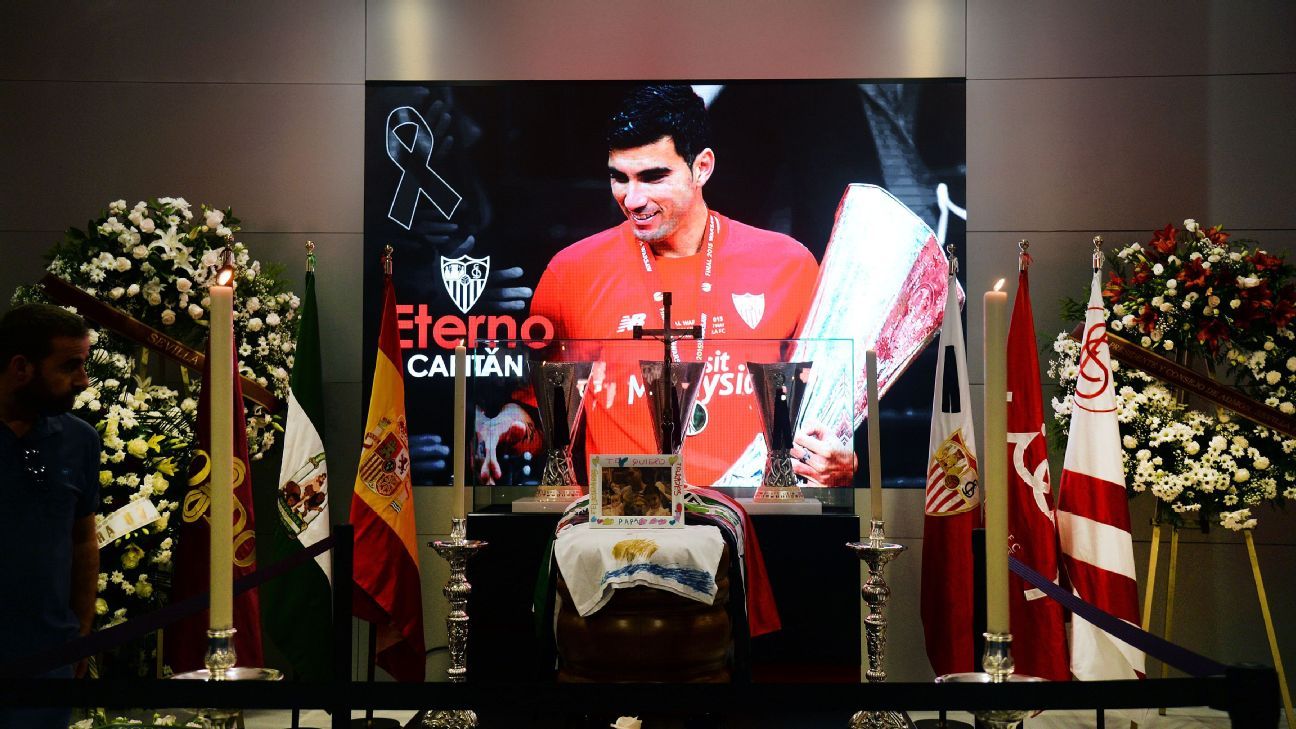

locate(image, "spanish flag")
(350, 271), (425, 681)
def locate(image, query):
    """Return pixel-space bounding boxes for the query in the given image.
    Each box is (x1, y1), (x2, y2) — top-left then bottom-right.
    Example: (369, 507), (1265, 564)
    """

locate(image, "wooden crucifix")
(632, 291), (703, 453)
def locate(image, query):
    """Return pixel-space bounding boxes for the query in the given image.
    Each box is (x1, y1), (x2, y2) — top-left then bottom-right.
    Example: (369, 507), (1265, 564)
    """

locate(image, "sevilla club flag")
(351, 272), (425, 682)
(167, 330), (265, 671)
(921, 266), (982, 676)
(1005, 265), (1069, 681)
(1057, 270), (1145, 681)
(258, 258), (332, 681)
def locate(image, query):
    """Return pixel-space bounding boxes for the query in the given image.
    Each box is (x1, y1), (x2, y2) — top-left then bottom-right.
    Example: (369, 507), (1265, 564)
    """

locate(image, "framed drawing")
(589, 455), (685, 528)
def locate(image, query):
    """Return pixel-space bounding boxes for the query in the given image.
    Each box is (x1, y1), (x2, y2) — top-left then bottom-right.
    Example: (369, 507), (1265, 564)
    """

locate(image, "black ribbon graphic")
(386, 105), (462, 229)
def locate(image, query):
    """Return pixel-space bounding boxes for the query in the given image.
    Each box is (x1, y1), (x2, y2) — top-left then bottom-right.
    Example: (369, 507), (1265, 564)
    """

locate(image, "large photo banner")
(363, 80), (966, 489)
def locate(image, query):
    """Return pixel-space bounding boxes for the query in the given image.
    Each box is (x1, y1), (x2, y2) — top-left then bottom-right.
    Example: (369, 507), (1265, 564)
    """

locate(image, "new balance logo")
(616, 313), (647, 333)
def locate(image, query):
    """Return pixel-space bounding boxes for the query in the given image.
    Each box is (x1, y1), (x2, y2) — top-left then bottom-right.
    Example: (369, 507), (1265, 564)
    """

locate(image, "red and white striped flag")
(920, 267), (982, 676)
(1005, 263), (1069, 681)
(1057, 270), (1145, 681)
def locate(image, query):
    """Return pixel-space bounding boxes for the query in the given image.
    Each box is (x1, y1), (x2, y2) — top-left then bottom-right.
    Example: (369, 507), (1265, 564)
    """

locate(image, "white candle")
(453, 344), (468, 521)
(208, 281), (234, 631)
(866, 349), (883, 522)
(983, 282), (1010, 636)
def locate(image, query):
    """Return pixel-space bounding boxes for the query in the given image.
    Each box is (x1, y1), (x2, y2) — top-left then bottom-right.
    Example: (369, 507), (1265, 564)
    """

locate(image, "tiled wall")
(2, 0), (1292, 693)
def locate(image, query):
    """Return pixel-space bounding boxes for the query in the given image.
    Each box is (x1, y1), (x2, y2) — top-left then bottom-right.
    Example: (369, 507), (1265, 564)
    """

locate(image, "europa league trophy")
(530, 360), (593, 502)
(640, 360), (705, 454)
(747, 361), (812, 502)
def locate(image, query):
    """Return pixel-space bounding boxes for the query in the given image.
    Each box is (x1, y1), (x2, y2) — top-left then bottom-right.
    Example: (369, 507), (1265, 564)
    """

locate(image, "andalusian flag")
(350, 269), (425, 682)
(259, 250), (332, 681)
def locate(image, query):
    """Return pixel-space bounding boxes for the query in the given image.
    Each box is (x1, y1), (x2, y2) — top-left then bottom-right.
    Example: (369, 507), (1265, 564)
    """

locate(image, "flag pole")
(351, 244), (402, 729)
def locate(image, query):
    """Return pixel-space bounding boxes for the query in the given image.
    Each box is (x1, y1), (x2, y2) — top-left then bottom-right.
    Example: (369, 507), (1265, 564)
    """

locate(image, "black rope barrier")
(1008, 555), (1227, 677)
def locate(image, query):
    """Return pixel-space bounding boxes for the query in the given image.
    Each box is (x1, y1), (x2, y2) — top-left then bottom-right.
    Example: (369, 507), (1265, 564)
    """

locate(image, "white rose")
(1184, 219), (1198, 232)
(1185, 441), (1200, 455)
(161, 309), (176, 325)
(147, 292), (162, 306)
(1237, 276), (1260, 288)
(1287, 357), (1296, 372)
(1152, 263), (1164, 276)
(109, 287), (124, 299)
(188, 303), (204, 320)
(1166, 279), (1177, 290)
(176, 278), (192, 293)
(1267, 371), (1282, 385)
(265, 312), (280, 326)
(1122, 435), (1137, 449)
(247, 317), (264, 332)
(216, 226), (232, 238)
(1230, 299), (1241, 309)
(1282, 402), (1295, 415)
(1264, 340), (1275, 351)
(139, 217), (156, 234)
(1234, 468), (1250, 483)
(115, 257), (131, 272)
(131, 244), (149, 259)
(1163, 340), (1174, 351)
(1255, 456), (1270, 470)
(204, 209), (224, 228)
(126, 283), (140, 297)
(109, 199), (127, 214)
(246, 296), (261, 313)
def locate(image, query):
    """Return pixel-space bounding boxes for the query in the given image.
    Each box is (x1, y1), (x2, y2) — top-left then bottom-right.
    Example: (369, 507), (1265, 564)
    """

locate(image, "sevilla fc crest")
(732, 292), (765, 330)
(925, 428), (980, 515)
(441, 255), (490, 313)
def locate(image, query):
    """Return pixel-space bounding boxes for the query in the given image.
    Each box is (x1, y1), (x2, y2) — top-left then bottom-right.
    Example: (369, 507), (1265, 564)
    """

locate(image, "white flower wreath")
(1049, 220), (1296, 531)
(11, 197), (298, 671)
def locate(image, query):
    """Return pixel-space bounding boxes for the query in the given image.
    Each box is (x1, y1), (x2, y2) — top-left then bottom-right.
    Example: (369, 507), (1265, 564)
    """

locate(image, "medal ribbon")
(634, 213), (718, 363)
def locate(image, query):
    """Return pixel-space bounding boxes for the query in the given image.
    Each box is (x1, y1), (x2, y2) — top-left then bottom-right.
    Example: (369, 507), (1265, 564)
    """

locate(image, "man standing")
(530, 84), (853, 487)
(0, 304), (99, 728)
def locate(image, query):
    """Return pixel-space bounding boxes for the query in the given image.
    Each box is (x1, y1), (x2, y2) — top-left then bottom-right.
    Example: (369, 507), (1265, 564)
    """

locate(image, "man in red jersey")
(518, 84), (856, 488)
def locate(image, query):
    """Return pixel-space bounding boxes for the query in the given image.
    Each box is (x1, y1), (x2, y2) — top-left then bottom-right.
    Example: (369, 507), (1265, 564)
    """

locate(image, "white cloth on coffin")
(554, 523), (725, 617)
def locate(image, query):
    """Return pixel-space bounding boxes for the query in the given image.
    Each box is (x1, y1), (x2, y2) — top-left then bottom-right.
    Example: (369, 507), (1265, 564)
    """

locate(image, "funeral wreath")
(1050, 220), (1296, 531)
(11, 197), (298, 673)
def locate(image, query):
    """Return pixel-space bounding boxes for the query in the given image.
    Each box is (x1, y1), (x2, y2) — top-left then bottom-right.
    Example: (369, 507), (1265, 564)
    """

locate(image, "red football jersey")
(532, 212), (818, 486)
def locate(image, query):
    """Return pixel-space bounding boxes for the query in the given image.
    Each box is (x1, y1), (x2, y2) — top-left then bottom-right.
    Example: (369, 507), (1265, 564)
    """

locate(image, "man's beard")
(15, 380), (77, 416)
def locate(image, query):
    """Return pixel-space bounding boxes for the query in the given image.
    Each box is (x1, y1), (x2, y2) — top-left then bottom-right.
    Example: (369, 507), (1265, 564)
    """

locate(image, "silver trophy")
(530, 359), (593, 502)
(640, 360), (705, 454)
(748, 361), (812, 502)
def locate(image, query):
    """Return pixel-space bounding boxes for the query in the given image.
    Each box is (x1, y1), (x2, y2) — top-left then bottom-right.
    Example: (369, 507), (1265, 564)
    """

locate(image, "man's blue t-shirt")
(0, 412), (100, 666)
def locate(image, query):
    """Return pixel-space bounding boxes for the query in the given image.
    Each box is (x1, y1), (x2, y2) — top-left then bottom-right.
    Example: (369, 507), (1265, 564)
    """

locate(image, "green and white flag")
(261, 250), (332, 680)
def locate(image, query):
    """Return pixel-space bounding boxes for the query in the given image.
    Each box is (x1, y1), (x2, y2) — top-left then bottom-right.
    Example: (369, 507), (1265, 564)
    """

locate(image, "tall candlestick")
(983, 282), (1010, 636)
(865, 349), (883, 522)
(453, 344), (468, 522)
(209, 281), (234, 631)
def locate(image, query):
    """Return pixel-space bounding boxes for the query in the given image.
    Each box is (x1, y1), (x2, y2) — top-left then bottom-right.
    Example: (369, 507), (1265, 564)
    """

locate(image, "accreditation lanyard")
(634, 213), (718, 363)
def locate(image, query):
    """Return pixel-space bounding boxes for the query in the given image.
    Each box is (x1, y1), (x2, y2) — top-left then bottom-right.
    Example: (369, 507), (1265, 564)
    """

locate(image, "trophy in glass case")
(748, 361), (812, 502)
(639, 360), (705, 455)
(530, 359), (593, 502)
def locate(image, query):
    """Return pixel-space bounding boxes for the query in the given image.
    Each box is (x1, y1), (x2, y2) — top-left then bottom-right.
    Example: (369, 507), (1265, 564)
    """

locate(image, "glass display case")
(461, 337), (856, 513)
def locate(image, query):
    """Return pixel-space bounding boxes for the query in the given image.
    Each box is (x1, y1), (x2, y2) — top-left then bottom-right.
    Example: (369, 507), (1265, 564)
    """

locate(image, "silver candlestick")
(935, 633), (1043, 729)
(419, 518), (486, 729)
(172, 627), (282, 728)
(847, 519), (913, 729)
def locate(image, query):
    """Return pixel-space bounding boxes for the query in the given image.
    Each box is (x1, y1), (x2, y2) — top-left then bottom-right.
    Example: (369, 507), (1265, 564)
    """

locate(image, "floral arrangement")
(11, 197), (299, 675)
(1049, 220), (1296, 530)
(75, 343), (191, 638)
